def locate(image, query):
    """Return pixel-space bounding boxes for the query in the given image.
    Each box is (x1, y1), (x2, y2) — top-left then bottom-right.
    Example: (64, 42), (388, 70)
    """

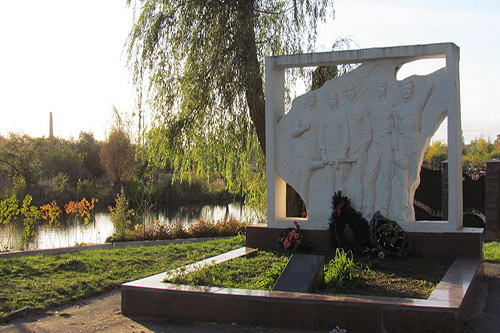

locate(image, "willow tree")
(126, 0), (335, 210)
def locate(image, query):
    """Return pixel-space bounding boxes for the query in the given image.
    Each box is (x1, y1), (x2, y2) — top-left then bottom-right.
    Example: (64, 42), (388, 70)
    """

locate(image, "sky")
(0, 1), (134, 140)
(0, 0), (499, 143)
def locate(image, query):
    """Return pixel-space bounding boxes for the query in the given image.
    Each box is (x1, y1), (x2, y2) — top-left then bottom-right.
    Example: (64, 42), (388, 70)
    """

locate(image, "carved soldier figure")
(393, 79), (433, 220)
(343, 82), (372, 211)
(319, 89), (349, 195)
(291, 91), (320, 204)
(363, 79), (394, 218)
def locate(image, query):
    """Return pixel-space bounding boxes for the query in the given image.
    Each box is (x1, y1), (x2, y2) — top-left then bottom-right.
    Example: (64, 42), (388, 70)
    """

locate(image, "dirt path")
(0, 290), (314, 333)
(0, 290), (152, 333)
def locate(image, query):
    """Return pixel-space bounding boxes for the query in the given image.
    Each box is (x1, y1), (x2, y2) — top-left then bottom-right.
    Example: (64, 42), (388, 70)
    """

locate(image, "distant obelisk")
(49, 112), (54, 138)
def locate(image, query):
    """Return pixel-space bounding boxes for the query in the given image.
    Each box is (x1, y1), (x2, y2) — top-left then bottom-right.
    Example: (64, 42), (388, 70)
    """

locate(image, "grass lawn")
(165, 250), (290, 290)
(484, 241), (500, 262)
(0, 235), (245, 321)
(2, 238), (497, 321)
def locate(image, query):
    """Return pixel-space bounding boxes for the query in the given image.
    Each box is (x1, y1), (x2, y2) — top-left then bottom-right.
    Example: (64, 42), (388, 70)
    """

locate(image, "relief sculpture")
(276, 59), (447, 227)
(343, 82), (372, 212)
(318, 89), (349, 197)
(363, 79), (394, 219)
(392, 79), (434, 221)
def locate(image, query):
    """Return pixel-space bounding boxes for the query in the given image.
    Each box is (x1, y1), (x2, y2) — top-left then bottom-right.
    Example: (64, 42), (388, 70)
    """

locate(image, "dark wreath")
(329, 191), (372, 253)
(369, 211), (412, 257)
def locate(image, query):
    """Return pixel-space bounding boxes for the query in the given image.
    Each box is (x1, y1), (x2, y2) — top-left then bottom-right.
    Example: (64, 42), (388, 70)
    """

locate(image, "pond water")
(0, 202), (261, 251)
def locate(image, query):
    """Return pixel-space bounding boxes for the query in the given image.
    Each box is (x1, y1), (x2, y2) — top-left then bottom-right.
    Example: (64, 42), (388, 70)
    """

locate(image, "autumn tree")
(100, 128), (137, 192)
(126, 0), (335, 210)
(423, 141), (448, 170)
(422, 136), (500, 171)
(463, 137), (496, 171)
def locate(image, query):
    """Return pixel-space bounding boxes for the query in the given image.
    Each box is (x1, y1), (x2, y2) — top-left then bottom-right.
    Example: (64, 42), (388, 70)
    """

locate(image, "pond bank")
(0, 201), (260, 251)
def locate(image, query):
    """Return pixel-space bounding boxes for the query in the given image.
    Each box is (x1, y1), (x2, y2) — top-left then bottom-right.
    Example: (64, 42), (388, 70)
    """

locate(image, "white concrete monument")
(266, 43), (462, 231)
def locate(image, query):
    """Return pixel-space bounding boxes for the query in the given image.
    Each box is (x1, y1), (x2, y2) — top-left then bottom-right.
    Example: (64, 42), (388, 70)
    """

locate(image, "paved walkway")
(1, 263), (499, 332)
(464, 262), (500, 332)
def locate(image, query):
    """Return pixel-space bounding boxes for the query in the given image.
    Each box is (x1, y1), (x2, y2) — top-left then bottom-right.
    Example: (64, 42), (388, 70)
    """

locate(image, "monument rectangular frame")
(265, 42), (463, 231)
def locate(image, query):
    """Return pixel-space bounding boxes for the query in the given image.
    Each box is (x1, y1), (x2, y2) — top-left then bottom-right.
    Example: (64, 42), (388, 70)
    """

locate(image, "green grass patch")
(322, 256), (452, 299)
(0, 235), (245, 320)
(165, 251), (289, 290)
(165, 248), (452, 299)
(484, 241), (500, 262)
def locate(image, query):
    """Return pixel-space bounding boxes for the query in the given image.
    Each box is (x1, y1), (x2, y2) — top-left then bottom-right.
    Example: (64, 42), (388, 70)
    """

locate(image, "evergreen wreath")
(329, 191), (372, 253)
(369, 211), (412, 257)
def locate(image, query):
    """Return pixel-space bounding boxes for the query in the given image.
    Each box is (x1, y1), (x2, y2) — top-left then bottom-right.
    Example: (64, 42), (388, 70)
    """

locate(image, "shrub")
(0, 195), (20, 225)
(130, 219), (248, 242)
(20, 195), (42, 247)
(40, 200), (62, 227)
(108, 188), (134, 240)
(188, 220), (218, 238)
(215, 219), (247, 236)
(134, 220), (171, 241)
(170, 221), (190, 239)
(64, 197), (98, 225)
